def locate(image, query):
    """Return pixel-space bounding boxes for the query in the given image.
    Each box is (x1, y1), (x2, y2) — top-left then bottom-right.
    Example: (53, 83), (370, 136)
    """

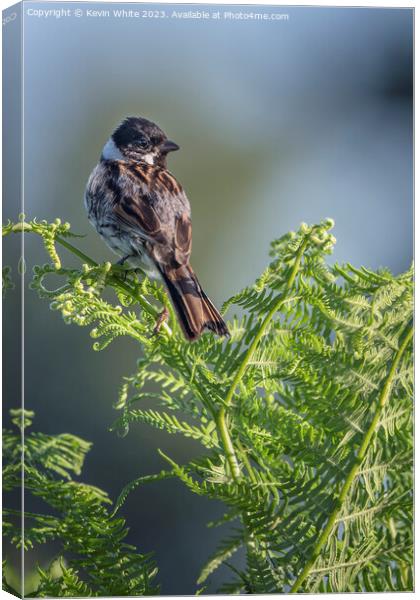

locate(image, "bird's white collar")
(102, 137), (125, 160)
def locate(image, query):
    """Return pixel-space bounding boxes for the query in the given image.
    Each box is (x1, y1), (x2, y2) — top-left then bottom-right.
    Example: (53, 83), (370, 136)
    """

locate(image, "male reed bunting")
(84, 116), (229, 341)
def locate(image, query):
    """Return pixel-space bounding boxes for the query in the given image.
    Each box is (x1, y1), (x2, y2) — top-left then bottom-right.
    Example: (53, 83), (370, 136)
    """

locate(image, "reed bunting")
(84, 116), (229, 341)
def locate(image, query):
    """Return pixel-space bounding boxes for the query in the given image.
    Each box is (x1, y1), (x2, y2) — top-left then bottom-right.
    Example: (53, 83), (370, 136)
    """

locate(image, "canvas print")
(2, 1), (413, 596)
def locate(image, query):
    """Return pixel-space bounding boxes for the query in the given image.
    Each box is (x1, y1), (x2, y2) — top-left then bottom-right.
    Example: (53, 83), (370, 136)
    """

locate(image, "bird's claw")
(153, 306), (169, 336)
(113, 256), (133, 281)
(116, 255), (130, 266)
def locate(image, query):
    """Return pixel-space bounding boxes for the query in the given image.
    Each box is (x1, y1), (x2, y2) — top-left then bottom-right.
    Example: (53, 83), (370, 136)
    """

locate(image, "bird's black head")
(111, 116), (179, 167)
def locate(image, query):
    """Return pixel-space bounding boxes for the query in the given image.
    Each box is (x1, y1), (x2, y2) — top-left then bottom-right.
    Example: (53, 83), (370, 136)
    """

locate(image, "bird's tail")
(158, 263), (229, 341)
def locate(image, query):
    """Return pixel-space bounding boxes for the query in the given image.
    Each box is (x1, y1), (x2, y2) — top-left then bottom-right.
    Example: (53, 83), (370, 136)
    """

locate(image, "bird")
(84, 116), (229, 342)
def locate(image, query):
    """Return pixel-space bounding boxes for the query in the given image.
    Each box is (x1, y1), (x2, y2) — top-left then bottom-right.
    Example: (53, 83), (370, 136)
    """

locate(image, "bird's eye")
(136, 135), (149, 148)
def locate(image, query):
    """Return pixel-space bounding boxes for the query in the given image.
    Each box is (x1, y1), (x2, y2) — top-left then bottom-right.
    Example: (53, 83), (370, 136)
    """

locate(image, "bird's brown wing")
(110, 161), (192, 268)
(114, 193), (163, 237)
(174, 212), (192, 267)
(100, 160), (228, 341)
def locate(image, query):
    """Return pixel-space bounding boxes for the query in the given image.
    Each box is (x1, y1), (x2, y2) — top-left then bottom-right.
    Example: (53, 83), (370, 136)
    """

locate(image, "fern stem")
(217, 238), (308, 481)
(216, 409), (241, 479)
(290, 323), (413, 593)
(55, 236), (98, 267)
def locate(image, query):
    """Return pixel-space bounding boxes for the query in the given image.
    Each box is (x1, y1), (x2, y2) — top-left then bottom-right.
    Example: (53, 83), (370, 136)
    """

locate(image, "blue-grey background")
(3, 2), (413, 594)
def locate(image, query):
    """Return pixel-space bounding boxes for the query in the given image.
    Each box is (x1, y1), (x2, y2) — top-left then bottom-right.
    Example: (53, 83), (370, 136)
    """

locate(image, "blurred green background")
(3, 2), (413, 594)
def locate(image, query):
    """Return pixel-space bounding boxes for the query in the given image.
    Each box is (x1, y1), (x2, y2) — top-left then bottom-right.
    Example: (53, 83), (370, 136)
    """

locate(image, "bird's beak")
(161, 140), (180, 154)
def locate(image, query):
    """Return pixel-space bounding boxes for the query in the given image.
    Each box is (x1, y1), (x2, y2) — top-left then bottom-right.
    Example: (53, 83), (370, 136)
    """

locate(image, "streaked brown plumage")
(84, 116), (229, 341)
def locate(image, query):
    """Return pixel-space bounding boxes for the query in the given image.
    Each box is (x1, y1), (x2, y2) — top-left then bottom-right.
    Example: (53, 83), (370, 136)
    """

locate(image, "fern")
(3, 216), (413, 593)
(2, 409), (159, 597)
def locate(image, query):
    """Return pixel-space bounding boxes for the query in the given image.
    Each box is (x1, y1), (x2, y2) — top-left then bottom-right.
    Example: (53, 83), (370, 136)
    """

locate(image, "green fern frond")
(3, 216), (413, 593)
(2, 410), (159, 596)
